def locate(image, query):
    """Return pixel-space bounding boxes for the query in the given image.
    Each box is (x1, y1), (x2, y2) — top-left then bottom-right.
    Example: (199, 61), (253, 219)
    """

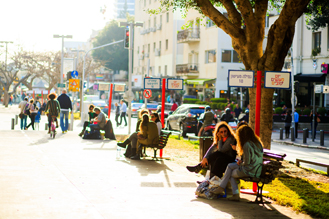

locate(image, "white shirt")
(156, 121), (162, 135)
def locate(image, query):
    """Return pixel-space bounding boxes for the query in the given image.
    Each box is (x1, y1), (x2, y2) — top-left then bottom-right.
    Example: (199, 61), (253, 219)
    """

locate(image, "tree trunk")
(3, 90), (9, 107)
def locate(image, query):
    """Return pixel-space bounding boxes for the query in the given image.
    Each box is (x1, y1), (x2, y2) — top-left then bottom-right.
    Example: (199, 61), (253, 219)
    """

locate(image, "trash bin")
(199, 136), (214, 162)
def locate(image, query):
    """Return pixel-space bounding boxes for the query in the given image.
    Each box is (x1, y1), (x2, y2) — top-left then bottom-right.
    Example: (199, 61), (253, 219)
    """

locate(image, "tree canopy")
(92, 20), (128, 72)
(305, 0), (329, 31)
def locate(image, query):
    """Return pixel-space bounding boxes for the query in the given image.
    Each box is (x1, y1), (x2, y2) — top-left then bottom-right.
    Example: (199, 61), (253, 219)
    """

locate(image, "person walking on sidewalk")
(18, 97), (28, 130)
(45, 93), (61, 134)
(282, 110), (292, 138)
(119, 99), (127, 126)
(25, 99), (38, 130)
(115, 102), (120, 127)
(57, 89), (72, 133)
(294, 109), (299, 138)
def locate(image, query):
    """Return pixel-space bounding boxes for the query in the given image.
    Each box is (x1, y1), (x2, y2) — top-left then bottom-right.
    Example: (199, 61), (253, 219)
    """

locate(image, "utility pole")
(119, 21), (143, 135)
(291, 47), (295, 138)
(0, 41), (14, 69)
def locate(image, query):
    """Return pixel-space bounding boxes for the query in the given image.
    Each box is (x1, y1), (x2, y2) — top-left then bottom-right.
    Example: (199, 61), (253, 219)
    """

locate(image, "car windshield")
(189, 108), (205, 115)
(147, 104), (158, 108)
(132, 103), (143, 108)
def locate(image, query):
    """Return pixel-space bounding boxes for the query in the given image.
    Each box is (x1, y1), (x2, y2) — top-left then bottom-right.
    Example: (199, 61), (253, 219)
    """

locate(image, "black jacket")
(57, 94), (72, 110)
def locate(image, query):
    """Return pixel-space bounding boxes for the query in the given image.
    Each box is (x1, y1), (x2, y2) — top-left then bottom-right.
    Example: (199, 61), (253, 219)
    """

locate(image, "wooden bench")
(141, 132), (171, 161)
(241, 149), (286, 205)
(296, 159), (329, 175)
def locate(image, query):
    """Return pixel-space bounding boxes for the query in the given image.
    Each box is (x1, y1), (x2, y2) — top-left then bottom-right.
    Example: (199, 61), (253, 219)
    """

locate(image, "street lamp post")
(53, 35), (73, 88)
(80, 40), (124, 124)
(119, 21), (143, 134)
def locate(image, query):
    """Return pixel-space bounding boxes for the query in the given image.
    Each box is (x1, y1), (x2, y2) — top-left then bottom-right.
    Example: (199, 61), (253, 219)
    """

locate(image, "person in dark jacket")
(115, 102), (120, 127)
(187, 122), (237, 178)
(239, 109), (249, 123)
(220, 108), (234, 123)
(283, 110), (292, 138)
(198, 106), (215, 136)
(57, 89), (72, 133)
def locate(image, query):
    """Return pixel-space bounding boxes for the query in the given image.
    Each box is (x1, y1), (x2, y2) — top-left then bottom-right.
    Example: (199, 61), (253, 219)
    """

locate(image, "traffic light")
(66, 71), (72, 80)
(124, 28), (129, 49)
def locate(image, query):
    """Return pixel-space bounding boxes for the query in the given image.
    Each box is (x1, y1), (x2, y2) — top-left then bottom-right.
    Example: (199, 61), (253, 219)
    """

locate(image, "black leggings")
(208, 151), (236, 178)
(26, 113), (37, 130)
(48, 115), (57, 129)
(285, 126), (290, 137)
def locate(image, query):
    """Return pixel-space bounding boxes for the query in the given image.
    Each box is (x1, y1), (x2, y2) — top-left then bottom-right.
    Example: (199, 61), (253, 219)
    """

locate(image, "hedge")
(183, 98), (198, 104)
(274, 107), (283, 114)
(317, 107), (327, 116)
(210, 98), (227, 103)
(303, 108), (311, 116)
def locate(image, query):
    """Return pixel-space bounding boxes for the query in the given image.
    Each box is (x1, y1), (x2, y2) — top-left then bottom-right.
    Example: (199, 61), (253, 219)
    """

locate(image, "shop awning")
(294, 73), (327, 82)
(185, 79), (216, 85)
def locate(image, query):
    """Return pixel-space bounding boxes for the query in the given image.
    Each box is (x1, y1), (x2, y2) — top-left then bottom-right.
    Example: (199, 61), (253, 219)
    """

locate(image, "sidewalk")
(0, 105), (312, 219)
(272, 129), (329, 149)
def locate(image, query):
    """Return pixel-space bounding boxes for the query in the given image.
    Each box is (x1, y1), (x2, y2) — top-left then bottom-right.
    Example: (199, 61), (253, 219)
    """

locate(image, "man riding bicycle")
(45, 92), (61, 134)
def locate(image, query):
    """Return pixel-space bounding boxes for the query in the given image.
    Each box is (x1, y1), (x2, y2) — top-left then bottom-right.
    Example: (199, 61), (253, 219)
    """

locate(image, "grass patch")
(241, 175), (329, 219)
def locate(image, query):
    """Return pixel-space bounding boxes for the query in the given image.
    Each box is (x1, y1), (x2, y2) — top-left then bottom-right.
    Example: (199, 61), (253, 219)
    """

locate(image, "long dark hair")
(236, 125), (263, 156)
(213, 121), (235, 145)
(152, 112), (160, 123)
(47, 92), (57, 100)
(139, 114), (149, 134)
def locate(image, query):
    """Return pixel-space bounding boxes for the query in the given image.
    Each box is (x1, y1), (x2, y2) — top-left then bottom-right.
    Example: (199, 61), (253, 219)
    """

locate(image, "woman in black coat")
(283, 110), (292, 138)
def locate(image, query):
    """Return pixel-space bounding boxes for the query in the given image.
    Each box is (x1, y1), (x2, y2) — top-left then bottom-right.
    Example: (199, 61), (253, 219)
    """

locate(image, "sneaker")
(228, 194), (240, 201)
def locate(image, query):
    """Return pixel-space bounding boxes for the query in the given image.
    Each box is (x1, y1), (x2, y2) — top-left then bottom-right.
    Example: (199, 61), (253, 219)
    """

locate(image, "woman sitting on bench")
(186, 122), (237, 178)
(79, 104), (96, 137)
(213, 125), (264, 201)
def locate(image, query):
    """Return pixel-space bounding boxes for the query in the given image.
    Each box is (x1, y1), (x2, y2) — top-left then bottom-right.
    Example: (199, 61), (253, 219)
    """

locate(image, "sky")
(0, 0), (116, 61)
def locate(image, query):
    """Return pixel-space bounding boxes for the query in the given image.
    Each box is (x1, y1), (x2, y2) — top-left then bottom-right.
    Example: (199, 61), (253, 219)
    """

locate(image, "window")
(205, 50), (216, 63)
(166, 12), (169, 23)
(159, 41), (161, 51)
(153, 42), (156, 52)
(144, 0), (146, 7)
(206, 17), (215, 28)
(166, 39), (168, 50)
(148, 44), (150, 53)
(154, 17), (156, 27)
(165, 65), (168, 76)
(160, 15), (162, 24)
(221, 50), (241, 63)
(148, 20), (151, 28)
(265, 15), (269, 28)
(313, 32), (321, 50)
(159, 66), (161, 74)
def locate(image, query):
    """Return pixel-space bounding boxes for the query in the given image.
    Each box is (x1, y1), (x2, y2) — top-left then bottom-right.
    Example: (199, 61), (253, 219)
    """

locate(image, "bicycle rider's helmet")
(225, 108), (231, 114)
(205, 106), (211, 111)
(245, 109), (249, 114)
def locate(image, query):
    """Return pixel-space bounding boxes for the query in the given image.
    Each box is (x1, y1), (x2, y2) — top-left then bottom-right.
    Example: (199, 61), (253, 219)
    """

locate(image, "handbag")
(317, 117), (321, 123)
(19, 113), (24, 119)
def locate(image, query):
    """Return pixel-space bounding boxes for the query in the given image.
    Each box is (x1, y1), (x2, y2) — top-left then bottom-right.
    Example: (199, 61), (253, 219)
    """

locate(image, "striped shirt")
(45, 100), (61, 116)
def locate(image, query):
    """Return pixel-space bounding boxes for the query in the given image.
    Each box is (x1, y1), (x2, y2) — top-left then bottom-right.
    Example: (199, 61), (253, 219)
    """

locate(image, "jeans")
(89, 124), (100, 132)
(120, 112), (127, 126)
(20, 115), (27, 130)
(219, 163), (249, 195)
(60, 110), (69, 131)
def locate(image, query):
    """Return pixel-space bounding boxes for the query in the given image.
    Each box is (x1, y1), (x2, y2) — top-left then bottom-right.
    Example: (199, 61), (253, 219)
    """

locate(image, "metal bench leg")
(253, 182), (271, 205)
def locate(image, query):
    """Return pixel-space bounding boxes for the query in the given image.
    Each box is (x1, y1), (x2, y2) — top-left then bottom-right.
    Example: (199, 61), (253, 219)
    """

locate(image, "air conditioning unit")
(151, 27), (156, 32)
(145, 53), (149, 58)
(139, 54), (144, 60)
(155, 49), (161, 56)
(156, 24), (162, 30)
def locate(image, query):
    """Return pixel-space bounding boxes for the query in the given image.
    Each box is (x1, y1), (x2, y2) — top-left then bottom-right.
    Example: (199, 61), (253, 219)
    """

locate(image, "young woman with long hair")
(150, 112), (162, 135)
(79, 104), (96, 137)
(186, 121), (237, 178)
(213, 125), (264, 201)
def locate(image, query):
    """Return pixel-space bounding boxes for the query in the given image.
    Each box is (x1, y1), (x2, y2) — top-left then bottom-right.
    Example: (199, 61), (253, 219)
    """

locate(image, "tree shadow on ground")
(191, 197), (292, 218)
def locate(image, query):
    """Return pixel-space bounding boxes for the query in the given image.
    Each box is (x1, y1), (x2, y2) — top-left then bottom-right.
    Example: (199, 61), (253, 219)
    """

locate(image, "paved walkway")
(0, 105), (313, 218)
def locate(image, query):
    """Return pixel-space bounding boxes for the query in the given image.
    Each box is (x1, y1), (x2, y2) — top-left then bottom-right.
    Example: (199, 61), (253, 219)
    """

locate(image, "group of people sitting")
(186, 121), (264, 201)
(78, 104), (108, 137)
(116, 109), (162, 160)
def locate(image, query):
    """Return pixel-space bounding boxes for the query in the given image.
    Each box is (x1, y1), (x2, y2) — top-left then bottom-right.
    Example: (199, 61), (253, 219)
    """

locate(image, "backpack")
(83, 130), (101, 140)
(24, 104), (30, 115)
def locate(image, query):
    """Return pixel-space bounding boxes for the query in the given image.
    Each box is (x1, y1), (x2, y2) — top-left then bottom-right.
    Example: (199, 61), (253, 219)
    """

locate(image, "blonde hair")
(213, 121), (235, 145)
(235, 125), (263, 156)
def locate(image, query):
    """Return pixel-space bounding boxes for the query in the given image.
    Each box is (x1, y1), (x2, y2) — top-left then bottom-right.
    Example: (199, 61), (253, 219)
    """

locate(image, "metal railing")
(176, 63), (199, 73)
(177, 28), (200, 41)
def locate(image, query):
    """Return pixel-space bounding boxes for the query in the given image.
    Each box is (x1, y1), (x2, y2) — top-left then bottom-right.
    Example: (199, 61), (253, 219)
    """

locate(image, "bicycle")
(50, 116), (56, 138)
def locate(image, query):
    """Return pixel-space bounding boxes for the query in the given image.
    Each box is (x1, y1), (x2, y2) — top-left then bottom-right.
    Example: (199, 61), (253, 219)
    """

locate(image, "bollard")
(303, 128), (307, 144)
(15, 115), (18, 125)
(320, 130), (324, 146)
(45, 123), (48, 130)
(290, 127), (295, 141)
(279, 128), (283, 140)
(306, 128), (309, 138)
(11, 118), (15, 130)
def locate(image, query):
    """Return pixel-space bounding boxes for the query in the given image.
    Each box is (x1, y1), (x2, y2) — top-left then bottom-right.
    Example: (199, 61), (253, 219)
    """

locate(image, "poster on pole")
(114, 84), (125, 92)
(264, 71), (291, 89)
(63, 58), (74, 73)
(167, 79), (184, 90)
(228, 70), (254, 87)
(144, 78), (161, 90)
(98, 83), (110, 91)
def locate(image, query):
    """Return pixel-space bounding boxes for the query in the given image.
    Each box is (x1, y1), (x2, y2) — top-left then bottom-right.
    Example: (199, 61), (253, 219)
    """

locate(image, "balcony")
(156, 24), (162, 30)
(176, 63), (199, 76)
(177, 28), (200, 43)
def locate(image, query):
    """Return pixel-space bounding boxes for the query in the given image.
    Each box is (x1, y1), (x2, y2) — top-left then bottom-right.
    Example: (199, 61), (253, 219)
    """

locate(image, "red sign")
(143, 89), (152, 99)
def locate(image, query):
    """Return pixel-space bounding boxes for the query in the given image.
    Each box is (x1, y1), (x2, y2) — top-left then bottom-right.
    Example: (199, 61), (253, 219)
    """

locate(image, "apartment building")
(270, 15), (329, 108)
(133, 0), (184, 93)
(115, 0), (135, 19)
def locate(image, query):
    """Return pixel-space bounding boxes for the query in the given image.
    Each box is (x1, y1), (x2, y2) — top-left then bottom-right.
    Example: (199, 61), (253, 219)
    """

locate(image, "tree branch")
(234, 0), (255, 26)
(217, 0), (242, 27)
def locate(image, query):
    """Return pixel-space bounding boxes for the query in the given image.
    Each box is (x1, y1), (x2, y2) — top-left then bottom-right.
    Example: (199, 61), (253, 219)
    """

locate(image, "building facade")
(115, 0), (135, 19)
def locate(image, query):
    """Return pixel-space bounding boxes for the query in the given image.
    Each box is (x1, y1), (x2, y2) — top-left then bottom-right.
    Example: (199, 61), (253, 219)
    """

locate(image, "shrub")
(303, 108), (311, 116)
(317, 107), (327, 116)
(274, 107), (283, 114)
(219, 103), (227, 110)
(195, 101), (208, 105)
(210, 98), (226, 103)
(183, 98), (198, 104)
(295, 108), (301, 115)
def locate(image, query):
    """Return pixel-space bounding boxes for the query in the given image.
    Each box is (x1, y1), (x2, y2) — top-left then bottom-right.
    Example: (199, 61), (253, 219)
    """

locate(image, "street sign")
(114, 84), (125, 92)
(57, 83), (66, 88)
(68, 79), (80, 92)
(144, 78), (161, 89)
(228, 70), (254, 87)
(264, 71), (291, 89)
(167, 79), (184, 90)
(143, 89), (152, 99)
(314, 85), (323, 93)
(98, 83), (109, 91)
(71, 70), (78, 79)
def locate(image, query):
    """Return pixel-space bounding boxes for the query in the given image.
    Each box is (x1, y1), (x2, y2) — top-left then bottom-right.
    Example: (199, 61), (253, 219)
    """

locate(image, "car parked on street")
(127, 103), (143, 117)
(166, 104), (209, 137)
(137, 103), (159, 115)
(158, 102), (173, 120)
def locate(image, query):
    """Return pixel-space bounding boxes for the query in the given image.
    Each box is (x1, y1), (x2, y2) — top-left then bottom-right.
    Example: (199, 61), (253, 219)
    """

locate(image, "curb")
(272, 139), (329, 151)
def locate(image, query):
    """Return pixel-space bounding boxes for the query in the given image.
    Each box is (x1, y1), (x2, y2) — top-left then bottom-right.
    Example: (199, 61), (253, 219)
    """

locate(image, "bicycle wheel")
(53, 130), (56, 139)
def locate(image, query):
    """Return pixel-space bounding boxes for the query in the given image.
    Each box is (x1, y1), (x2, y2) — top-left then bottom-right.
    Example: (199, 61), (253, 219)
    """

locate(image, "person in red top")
(171, 101), (178, 112)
